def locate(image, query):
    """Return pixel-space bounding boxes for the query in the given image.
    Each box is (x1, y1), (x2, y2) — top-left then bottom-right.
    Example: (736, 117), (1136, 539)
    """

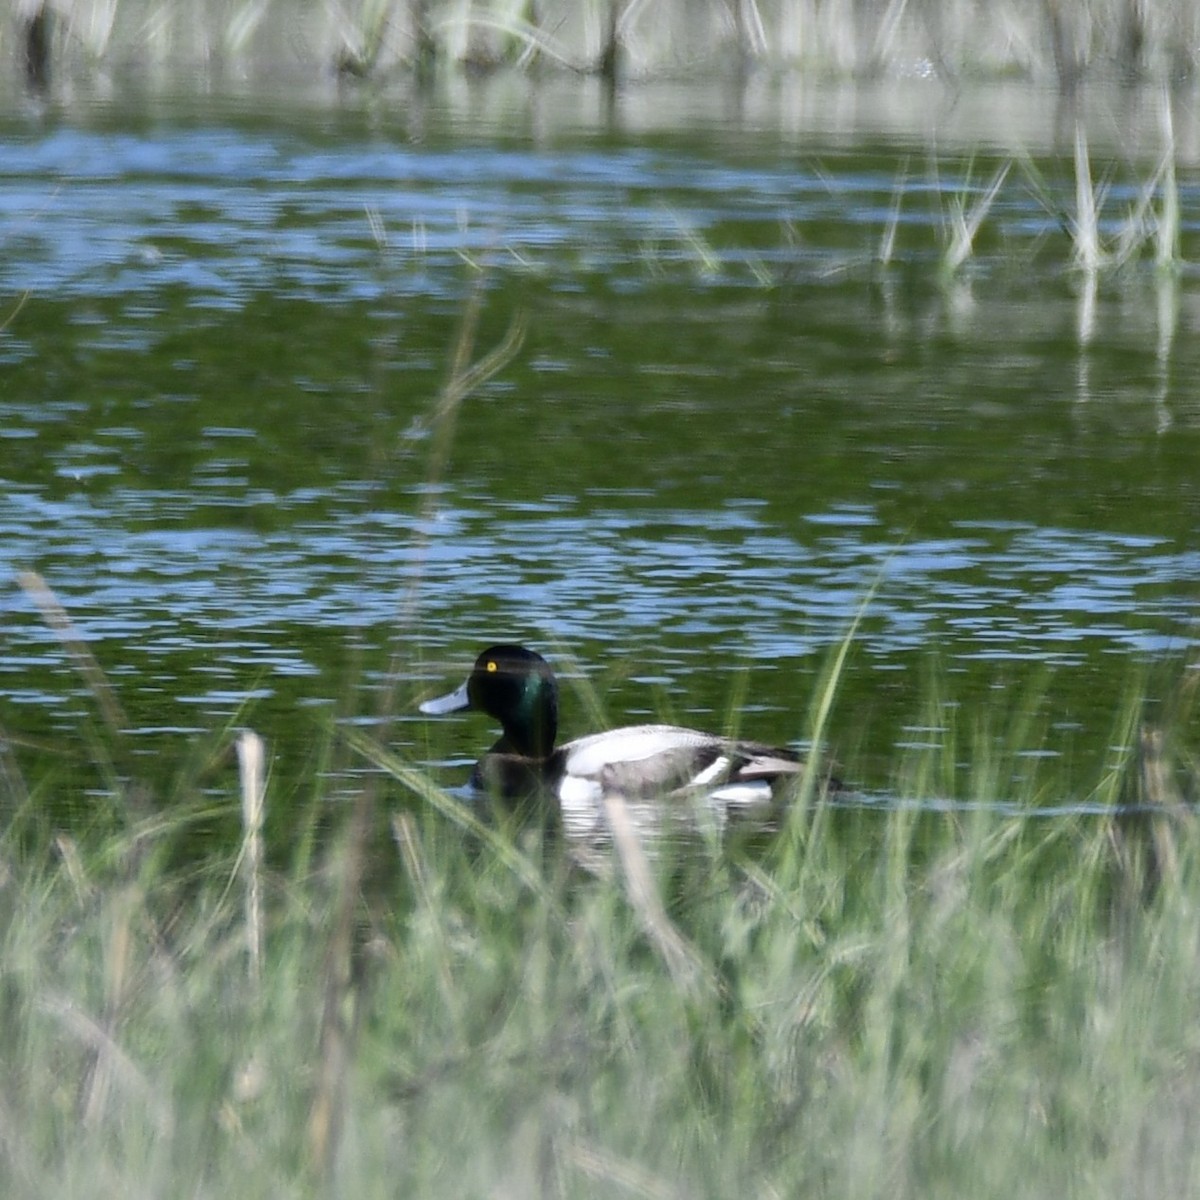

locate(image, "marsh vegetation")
(2, 612), (1199, 1195)
(4, 3), (1200, 1190)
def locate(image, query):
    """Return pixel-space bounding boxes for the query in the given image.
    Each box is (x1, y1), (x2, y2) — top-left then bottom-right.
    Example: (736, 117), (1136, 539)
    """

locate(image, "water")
(2, 75), (1199, 812)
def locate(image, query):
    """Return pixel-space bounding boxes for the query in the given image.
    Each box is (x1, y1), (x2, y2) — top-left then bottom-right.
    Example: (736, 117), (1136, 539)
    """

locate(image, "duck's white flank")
(560, 724), (722, 779)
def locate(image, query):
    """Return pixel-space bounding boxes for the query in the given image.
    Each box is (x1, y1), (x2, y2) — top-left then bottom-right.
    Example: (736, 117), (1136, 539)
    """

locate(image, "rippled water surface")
(3, 78), (1200, 807)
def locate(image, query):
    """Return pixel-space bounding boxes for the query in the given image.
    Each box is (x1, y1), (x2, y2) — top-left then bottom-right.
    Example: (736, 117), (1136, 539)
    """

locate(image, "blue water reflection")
(2, 103), (1198, 777)
(0, 127), (1027, 303)
(4, 487), (1194, 710)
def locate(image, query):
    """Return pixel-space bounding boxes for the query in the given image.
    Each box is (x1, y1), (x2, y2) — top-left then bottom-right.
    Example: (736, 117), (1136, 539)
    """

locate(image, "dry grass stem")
(391, 811), (464, 1028)
(602, 790), (713, 996)
(943, 160), (1010, 275)
(17, 571), (127, 735)
(567, 1136), (684, 1200)
(308, 281), (525, 1178)
(1, 290), (31, 333)
(42, 992), (173, 1136)
(1071, 126), (1103, 274)
(236, 730), (267, 990)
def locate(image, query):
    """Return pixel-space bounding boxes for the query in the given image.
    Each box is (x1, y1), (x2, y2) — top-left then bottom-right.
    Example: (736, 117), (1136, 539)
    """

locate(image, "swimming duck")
(419, 644), (838, 810)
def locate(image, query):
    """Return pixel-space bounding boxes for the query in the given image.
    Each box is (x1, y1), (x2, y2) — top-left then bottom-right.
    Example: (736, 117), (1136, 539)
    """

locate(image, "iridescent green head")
(420, 644), (559, 759)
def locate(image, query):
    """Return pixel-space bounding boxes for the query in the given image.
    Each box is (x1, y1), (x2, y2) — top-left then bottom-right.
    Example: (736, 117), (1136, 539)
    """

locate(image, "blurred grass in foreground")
(0, 662), (1198, 1199)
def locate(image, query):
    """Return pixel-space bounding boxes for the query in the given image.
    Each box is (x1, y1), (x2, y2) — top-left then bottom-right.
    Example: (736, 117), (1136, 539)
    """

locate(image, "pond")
(2, 72), (1199, 818)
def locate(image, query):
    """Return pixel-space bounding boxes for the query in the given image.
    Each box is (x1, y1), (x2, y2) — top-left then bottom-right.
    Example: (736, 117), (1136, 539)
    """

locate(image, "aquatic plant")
(938, 158), (1012, 278)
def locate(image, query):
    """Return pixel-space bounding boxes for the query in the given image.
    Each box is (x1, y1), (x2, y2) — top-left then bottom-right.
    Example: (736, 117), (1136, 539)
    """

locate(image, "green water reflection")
(2, 83), (1198, 817)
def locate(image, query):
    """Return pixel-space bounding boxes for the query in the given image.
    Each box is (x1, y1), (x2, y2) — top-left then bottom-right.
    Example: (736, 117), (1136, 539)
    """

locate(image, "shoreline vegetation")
(3, 566), (1200, 1194)
(8, 0), (1200, 93)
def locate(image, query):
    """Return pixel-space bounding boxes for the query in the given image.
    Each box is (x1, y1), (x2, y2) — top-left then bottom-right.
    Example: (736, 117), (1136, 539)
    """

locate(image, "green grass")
(1, 667), (1198, 1198)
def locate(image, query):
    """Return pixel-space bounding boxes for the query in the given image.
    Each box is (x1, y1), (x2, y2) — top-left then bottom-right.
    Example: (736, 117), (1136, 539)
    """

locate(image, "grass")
(938, 158), (1011, 279)
(628, 121), (1186, 300)
(1, 677), (1198, 1198)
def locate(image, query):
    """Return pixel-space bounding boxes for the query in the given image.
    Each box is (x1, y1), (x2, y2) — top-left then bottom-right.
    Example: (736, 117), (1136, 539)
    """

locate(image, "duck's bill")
(419, 680), (471, 715)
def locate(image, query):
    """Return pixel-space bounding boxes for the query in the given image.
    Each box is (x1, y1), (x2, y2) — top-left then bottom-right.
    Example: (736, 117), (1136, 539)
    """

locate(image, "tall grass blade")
(942, 160), (1010, 276)
(1137, 725), (1191, 883)
(799, 580), (876, 812)
(878, 158), (907, 267)
(236, 730), (267, 991)
(1, 289), (31, 333)
(1071, 125), (1103, 274)
(602, 790), (715, 996)
(72, 884), (168, 1133)
(226, 0), (272, 55)
(433, 10), (581, 69)
(306, 794), (369, 1176)
(17, 570), (127, 735)
(350, 729), (552, 901)
(43, 989), (173, 1136)
(566, 1139), (683, 1199)
(307, 281), (523, 1178)
(1155, 92), (1181, 273)
(772, 582), (875, 885)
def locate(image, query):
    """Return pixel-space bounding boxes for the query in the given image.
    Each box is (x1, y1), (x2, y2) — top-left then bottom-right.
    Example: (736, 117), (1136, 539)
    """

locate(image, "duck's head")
(420, 644), (559, 759)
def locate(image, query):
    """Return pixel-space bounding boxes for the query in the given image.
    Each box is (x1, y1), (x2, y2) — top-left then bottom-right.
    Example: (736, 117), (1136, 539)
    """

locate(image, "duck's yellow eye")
(486, 660), (497, 673)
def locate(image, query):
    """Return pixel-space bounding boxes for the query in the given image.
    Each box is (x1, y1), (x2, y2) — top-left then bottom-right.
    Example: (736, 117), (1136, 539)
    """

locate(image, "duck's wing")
(556, 725), (716, 799)
(558, 725), (807, 803)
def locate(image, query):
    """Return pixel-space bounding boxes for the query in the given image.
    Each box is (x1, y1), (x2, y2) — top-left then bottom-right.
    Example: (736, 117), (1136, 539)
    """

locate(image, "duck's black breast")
(471, 751), (560, 800)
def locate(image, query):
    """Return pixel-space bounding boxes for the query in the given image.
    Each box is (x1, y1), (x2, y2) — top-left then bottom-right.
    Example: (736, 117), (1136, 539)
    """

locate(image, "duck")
(419, 644), (839, 811)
